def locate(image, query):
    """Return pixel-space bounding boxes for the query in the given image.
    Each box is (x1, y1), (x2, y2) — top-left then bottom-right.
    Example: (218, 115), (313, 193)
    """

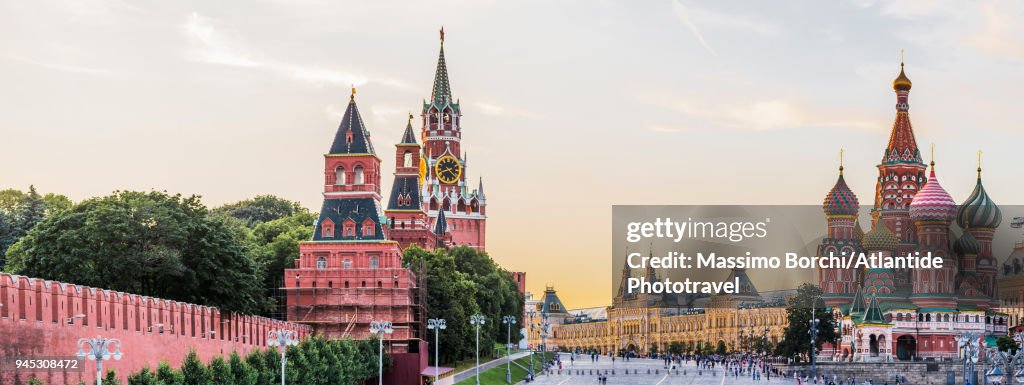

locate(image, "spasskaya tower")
(419, 28), (487, 250)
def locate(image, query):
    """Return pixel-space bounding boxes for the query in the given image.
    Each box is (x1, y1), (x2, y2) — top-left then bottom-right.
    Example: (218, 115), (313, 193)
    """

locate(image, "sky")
(3, 0), (1024, 308)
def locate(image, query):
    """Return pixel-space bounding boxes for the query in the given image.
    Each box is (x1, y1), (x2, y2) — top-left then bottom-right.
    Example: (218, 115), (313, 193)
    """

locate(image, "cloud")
(671, 0), (716, 55)
(969, 1), (1024, 61)
(184, 12), (261, 68)
(6, 54), (112, 75)
(471, 102), (540, 119)
(182, 12), (405, 89)
(656, 97), (880, 132)
(670, 0), (781, 55)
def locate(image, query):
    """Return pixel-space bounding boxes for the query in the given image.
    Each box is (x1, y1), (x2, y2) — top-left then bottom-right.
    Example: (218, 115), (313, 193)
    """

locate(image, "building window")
(316, 257), (327, 270)
(363, 222), (375, 237)
(370, 256), (379, 269)
(354, 165), (364, 185)
(343, 259), (351, 269)
(335, 166), (346, 185)
(403, 151), (413, 168)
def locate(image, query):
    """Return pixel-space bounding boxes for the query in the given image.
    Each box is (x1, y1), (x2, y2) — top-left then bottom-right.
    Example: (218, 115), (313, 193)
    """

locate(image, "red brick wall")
(0, 273), (310, 385)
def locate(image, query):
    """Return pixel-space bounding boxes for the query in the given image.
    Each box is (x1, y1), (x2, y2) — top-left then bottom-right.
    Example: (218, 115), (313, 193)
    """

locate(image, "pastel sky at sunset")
(3, 0), (1024, 308)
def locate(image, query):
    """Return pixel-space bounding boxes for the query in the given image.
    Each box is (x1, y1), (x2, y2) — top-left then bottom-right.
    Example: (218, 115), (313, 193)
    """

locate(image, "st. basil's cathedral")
(818, 61), (1010, 362)
(283, 31), (491, 384)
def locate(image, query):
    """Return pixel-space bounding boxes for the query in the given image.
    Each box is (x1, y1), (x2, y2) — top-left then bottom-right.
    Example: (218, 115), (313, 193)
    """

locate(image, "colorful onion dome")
(909, 169), (957, 222)
(956, 173), (1001, 230)
(954, 231), (981, 256)
(823, 168), (859, 216)
(862, 224), (899, 252)
(893, 62), (912, 91)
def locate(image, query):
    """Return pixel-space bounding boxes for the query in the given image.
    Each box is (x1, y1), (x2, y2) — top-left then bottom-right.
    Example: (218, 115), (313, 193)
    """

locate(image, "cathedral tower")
(819, 155), (862, 307)
(873, 61), (928, 257)
(420, 29), (487, 250)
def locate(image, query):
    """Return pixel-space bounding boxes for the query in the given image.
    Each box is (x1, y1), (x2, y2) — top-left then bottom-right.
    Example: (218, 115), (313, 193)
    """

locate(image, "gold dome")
(893, 63), (912, 91)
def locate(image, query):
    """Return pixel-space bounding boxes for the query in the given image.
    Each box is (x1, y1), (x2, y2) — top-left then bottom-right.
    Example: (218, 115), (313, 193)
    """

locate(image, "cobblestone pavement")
(525, 353), (797, 385)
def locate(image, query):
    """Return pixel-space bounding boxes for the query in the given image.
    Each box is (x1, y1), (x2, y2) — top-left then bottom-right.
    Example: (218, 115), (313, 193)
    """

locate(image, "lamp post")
(76, 335), (122, 385)
(958, 333), (980, 385)
(427, 318), (446, 385)
(984, 332), (1024, 385)
(503, 315), (516, 384)
(527, 310), (536, 376)
(470, 314), (486, 385)
(808, 294), (823, 380)
(370, 321), (394, 385)
(267, 330), (298, 385)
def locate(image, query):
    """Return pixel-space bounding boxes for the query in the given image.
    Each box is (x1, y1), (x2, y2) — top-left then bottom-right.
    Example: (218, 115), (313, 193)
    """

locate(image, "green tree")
(214, 195), (307, 227)
(17, 185), (45, 233)
(775, 283), (837, 359)
(997, 336), (1018, 354)
(668, 341), (683, 355)
(127, 366), (156, 385)
(156, 361), (184, 385)
(42, 192), (72, 215)
(208, 355), (232, 385)
(228, 351), (257, 385)
(248, 211), (315, 315)
(5, 191), (262, 313)
(103, 369), (122, 385)
(715, 340), (727, 355)
(403, 246), (482, 365)
(180, 350), (207, 385)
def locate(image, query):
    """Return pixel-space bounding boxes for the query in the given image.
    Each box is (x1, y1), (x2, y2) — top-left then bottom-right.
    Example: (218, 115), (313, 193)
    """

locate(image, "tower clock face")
(434, 154), (462, 184)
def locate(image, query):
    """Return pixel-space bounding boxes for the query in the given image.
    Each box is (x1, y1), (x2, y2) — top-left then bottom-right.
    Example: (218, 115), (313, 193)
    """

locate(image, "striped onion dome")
(862, 224), (899, 252)
(823, 172), (859, 216)
(954, 231), (981, 256)
(956, 176), (1002, 229)
(909, 169), (957, 222)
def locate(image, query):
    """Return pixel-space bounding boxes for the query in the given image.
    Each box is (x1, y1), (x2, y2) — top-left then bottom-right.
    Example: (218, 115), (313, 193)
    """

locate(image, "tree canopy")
(214, 195), (307, 227)
(775, 283), (837, 359)
(0, 186), (72, 267)
(4, 190), (263, 313)
(403, 245), (523, 365)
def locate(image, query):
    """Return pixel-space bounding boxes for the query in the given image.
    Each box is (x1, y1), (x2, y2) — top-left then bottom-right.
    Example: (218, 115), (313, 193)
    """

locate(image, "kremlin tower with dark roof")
(818, 60), (1009, 362)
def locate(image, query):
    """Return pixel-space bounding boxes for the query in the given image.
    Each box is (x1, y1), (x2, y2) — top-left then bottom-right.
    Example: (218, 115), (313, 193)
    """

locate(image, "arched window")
(343, 259), (351, 269)
(377, 281), (382, 288)
(335, 166), (346, 185)
(370, 256), (379, 269)
(354, 165), (364, 185)
(344, 281), (349, 288)
(316, 257), (327, 270)
(403, 151), (413, 168)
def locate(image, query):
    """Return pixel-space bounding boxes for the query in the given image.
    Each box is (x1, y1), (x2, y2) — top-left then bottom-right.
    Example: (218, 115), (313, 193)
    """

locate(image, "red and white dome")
(909, 169), (957, 222)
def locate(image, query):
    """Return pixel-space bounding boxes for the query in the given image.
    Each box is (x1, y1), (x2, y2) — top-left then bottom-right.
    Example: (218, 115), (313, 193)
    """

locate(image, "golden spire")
(978, 149), (983, 179)
(350, 84), (356, 100)
(839, 148), (845, 175)
(929, 143), (935, 170)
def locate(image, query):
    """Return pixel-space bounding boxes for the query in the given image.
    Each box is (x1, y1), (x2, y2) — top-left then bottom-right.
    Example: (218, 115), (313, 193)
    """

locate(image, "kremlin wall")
(0, 273), (310, 384)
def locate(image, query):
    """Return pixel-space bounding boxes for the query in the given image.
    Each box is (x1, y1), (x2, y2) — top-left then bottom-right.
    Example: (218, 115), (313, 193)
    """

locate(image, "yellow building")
(552, 267), (791, 355)
(997, 242), (1024, 328)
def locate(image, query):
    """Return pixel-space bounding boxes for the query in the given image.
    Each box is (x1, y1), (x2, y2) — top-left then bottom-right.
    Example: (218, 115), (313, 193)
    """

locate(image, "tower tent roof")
(329, 94), (376, 155)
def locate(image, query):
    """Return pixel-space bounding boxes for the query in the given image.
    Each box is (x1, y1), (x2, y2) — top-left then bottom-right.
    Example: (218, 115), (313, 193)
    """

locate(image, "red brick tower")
(420, 29), (487, 250)
(385, 115), (438, 250)
(285, 89), (423, 353)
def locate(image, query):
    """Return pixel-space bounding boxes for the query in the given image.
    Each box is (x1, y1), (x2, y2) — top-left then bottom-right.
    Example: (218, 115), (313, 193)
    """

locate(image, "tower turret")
(908, 155), (958, 309)
(819, 151), (863, 307)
